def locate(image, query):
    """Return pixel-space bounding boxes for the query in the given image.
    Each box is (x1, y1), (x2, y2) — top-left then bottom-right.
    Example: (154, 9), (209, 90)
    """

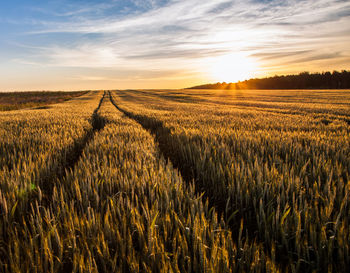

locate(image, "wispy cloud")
(2, 0), (350, 89)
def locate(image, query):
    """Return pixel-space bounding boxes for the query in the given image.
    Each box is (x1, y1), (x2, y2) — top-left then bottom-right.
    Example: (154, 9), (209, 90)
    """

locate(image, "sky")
(0, 0), (350, 91)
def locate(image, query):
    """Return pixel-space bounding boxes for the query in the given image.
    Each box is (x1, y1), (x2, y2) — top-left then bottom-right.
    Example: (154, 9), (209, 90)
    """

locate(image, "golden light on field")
(210, 53), (258, 83)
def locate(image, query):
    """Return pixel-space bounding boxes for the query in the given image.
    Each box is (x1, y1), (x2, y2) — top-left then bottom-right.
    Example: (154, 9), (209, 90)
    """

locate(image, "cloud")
(251, 50), (314, 61)
(7, 0), (350, 84)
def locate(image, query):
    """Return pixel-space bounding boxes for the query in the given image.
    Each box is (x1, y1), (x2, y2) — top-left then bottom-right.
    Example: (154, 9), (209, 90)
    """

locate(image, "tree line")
(189, 70), (350, 90)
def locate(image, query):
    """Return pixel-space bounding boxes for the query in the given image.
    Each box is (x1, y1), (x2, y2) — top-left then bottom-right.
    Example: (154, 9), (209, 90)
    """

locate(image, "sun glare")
(210, 53), (257, 83)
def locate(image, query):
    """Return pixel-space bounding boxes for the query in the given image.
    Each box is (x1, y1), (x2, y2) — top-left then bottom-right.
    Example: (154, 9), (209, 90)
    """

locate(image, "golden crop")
(110, 89), (350, 272)
(0, 89), (349, 272)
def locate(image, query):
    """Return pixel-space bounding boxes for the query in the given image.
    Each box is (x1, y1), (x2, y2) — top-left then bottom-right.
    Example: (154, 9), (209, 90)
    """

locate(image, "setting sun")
(210, 53), (258, 83)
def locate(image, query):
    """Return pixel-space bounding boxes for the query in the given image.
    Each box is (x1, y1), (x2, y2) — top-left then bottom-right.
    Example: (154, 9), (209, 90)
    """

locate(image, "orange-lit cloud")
(0, 0), (349, 90)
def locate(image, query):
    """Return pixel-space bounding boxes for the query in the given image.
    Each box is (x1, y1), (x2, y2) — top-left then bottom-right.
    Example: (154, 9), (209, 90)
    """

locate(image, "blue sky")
(1, 0), (350, 90)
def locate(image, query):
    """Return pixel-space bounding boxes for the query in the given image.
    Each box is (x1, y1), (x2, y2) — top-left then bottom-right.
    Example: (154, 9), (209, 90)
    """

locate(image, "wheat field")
(0, 89), (349, 272)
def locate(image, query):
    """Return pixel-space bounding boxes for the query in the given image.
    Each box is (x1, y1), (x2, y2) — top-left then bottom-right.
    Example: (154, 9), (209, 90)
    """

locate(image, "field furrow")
(0, 91), (104, 271)
(1, 88), (349, 272)
(110, 89), (350, 272)
(0, 91), (282, 272)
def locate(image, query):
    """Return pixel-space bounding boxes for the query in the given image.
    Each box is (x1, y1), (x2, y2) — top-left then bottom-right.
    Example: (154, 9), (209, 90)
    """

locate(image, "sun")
(210, 53), (257, 83)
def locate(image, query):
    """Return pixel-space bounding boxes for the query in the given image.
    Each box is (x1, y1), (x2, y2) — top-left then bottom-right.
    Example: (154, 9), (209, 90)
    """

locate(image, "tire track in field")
(0, 92), (108, 272)
(53, 93), (107, 273)
(108, 91), (230, 223)
(0, 91), (92, 173)
(39, 91), (107, 206)
(107, 91), (287, 270)
(108, 91), (235, 223)
(108, 91), (194, 183)
(9, 91), (108, 214)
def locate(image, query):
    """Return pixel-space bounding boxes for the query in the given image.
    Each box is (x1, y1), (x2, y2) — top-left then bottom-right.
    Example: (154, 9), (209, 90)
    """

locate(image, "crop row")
(0, 92), (103, 213)
(111, 89), (350, 272)
(0, 92), (104, 271)
(1, 92), (281, 272)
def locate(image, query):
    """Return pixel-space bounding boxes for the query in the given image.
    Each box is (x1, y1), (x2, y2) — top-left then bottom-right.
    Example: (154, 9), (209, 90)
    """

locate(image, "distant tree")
(188, 70), (350, 90)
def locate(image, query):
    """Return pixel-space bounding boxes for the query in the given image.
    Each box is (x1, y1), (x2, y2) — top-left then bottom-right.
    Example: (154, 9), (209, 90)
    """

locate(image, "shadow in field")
(41, 92), (107, 206)
(108, 91), (293, 272)
(34, 106), (51, 110)
(8, 92), (107, 224)
(1, 92), (108, 273)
